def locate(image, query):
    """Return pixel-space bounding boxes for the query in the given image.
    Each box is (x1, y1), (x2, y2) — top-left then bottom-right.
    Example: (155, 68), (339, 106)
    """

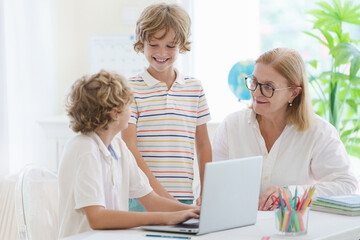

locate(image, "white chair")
(15, 165), (59, 240)
(0, 174), (18, 240)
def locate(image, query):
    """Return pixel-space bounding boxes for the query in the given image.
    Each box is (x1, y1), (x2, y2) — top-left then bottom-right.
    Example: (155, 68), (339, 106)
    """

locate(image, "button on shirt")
(212, 108), (359, 197)
(58, 133), (152, 238)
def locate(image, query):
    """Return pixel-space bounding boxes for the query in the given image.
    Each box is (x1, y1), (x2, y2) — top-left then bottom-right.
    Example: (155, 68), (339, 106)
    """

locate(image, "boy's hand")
(196, 196), (202, 206)
(163, 208), (200, 225)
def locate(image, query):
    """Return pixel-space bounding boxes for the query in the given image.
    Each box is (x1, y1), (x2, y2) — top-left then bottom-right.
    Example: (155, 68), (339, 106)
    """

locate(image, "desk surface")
(62, 210), (360, 240)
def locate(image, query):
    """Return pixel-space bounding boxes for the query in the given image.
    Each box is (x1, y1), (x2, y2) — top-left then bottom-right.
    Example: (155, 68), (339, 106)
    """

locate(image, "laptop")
(141, 156), (263, 235)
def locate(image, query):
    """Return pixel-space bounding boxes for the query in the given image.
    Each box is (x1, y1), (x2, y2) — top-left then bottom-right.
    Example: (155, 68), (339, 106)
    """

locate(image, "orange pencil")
(297, 211), (305, 231)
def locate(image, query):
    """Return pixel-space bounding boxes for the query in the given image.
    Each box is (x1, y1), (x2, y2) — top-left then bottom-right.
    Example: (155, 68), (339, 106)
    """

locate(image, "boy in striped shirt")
(122, 3), (212, 211)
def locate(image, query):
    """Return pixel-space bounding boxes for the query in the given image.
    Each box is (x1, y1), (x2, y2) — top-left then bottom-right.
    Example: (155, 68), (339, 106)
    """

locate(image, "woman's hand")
(258, 186), (282, 211)
(163, 208), (200, 225)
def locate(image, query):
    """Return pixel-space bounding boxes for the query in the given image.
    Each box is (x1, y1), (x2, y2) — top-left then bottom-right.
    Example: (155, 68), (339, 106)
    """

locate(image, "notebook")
(316, 194), (360, 207)
(141, 156), (263, 235)
(311, 194), (360, 216)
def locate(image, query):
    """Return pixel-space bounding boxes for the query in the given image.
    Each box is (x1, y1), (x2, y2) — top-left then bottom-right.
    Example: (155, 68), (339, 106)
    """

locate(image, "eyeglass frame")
(244, 76), (294, 98)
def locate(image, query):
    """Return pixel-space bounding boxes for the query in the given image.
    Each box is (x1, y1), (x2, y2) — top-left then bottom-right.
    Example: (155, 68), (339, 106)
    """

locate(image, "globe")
(228, 61), (254, 101)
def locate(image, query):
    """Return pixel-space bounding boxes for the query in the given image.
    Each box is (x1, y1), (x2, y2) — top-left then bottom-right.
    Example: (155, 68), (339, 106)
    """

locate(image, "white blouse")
(212, 107), (359, 197)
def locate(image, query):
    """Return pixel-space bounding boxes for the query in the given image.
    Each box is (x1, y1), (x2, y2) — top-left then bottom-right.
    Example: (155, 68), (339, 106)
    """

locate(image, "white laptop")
(141, 156), (263, 235)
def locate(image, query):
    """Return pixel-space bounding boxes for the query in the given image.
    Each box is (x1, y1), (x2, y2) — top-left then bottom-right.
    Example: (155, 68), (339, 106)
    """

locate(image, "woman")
(212, 48), (359, 211)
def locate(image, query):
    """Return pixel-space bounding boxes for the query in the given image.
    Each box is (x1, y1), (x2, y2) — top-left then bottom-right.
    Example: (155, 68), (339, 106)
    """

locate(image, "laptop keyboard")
(174, 219), (199, 229)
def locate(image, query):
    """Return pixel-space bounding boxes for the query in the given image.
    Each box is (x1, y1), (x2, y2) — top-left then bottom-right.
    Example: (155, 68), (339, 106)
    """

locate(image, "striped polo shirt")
(128, 69), (211, 200)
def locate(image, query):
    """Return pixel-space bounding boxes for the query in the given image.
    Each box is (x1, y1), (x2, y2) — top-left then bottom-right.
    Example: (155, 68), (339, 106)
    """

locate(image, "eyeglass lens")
(245, 77), (274, 98)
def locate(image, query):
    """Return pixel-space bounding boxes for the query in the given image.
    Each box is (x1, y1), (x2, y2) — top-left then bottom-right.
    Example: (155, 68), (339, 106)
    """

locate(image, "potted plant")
(304, 0), (360, 158)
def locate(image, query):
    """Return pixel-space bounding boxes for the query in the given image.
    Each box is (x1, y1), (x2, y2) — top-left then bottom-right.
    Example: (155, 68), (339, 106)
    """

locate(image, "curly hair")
(134, 3), (191, 53)
(65, 70), (133, 133)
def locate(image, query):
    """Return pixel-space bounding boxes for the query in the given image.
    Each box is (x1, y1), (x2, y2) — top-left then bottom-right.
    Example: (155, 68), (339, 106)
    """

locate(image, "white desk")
(62, 210), (360, 240)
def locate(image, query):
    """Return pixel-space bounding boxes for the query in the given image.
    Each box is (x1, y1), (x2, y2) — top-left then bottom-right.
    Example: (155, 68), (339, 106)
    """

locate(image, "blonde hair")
(134, 3), (191, 53)
(255, 48), (314, 131)
(65, 70), (133, 133)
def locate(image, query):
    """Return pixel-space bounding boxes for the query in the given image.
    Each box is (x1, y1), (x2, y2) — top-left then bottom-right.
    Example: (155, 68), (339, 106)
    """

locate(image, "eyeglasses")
(245, 76), (293, 98)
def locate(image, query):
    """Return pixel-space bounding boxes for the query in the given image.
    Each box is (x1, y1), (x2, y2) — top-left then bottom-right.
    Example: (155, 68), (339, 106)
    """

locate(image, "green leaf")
(320, 28), (335, 49)
(341, 118), (360, 126)
(316, 1), (335, 14)
(350, 53), (360, 81)
(346, 99), (358, 113)
(346, 137), (360, 144)
(320, 71), (348, 82)
(312, 99), (327, 116)
(306, 8), (342, 31)
(303, 31), (328, 47)
(347, 145), (360, 158)
(330, 43), (355, 66)
(340, 1), (360, 24)
(309, 60), (318, 69)
(340, 32), (351, 43)
(349, 76), (360, 84)
(341, 126), (360, 139)
(318, 71), (332, 79)
(351, 88), (360, 98)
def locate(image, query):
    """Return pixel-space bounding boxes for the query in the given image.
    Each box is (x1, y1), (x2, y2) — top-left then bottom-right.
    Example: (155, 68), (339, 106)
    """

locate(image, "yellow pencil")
(303, 186), (315, 211)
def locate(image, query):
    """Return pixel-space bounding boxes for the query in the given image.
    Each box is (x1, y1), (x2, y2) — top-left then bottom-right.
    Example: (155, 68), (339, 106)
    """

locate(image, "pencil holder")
(274, 208), (309, 236)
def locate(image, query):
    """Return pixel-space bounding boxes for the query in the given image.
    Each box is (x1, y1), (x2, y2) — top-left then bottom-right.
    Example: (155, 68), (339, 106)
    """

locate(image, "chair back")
(15, 165), (58, 240)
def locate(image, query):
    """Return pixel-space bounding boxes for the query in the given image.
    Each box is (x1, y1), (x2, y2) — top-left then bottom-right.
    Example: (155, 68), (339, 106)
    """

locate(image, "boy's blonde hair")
(65, 70), (133, 133)
(134, 3), (191, 53)
(255, 48), (314, 131)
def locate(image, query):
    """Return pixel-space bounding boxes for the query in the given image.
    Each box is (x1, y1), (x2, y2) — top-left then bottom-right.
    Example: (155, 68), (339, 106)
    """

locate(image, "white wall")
(55, 0), (179, 114)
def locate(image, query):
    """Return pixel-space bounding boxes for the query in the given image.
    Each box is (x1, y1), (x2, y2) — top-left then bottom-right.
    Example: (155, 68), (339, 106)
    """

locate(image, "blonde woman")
(212, 48), (359, 211)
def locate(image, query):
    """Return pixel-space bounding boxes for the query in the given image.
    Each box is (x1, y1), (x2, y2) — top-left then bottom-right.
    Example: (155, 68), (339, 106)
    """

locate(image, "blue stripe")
(173, 84), (201, 89)
(198, 113), (210, 118)
(168, 94), (199, 98)
(132, 85), (164, 90)
(129, 80), (144, 82)
(173, 196), (194, 199)
(135, 94), (168, 99)
(143, 155), (194, 160)
(138, 134), (194, 139)
(140, 113), (197, 119)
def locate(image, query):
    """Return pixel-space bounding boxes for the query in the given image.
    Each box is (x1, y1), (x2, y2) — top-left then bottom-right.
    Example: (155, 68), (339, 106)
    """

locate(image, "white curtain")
(0, 0), (9, 184)
(2, 0), (57, 178)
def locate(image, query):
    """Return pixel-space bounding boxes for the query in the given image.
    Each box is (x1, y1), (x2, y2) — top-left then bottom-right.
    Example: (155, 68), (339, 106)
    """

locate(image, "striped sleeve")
(196, 82), (211, 126)
(128, 78), (139, 124)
